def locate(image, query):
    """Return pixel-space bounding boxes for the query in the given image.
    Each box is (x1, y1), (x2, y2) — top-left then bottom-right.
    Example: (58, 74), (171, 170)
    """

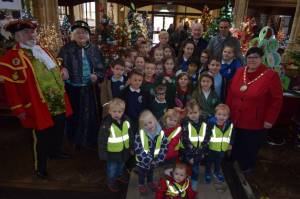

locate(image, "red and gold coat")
(0, 44), (72, 130)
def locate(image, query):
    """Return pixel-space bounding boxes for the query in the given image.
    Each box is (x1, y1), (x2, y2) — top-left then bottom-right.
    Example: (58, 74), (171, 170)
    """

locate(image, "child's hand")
(189, 158), (194, 165)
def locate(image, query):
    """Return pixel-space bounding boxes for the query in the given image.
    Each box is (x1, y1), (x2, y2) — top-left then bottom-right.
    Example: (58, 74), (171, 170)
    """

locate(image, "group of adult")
(0, 20), (104, 178)
(0, 17), (283, 179)
(171, 18), (282, 172)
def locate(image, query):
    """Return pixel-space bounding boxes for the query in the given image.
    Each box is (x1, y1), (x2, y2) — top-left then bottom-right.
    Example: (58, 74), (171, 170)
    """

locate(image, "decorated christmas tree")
(200, 5), (213, 33)
(60, 16), (71, 44)
(99, 14), (119, 68)
(127, 3), (148, 45)
(286, 38), (300, 75)
(20, 9), (34, 20)
(114, 23), (130, 48)
(203, 0), (233, 41)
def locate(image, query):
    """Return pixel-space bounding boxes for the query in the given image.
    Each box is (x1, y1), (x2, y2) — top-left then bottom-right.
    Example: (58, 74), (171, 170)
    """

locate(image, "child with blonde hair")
(182, 99), (210, 190)
(205, 104), (234, 184)
(161, 109), (182, 168)
(135, 110), (168, 194)
(98, 98), (133, 192)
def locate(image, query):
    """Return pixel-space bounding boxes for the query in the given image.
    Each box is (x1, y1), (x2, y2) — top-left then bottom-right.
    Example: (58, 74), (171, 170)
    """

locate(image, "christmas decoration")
(0, 11), (15, 55)
(200, 5), (213, 32)
(114, 23), (130, 48)
(203, 0), (233, 41)
(126, 3), (148, 45)
(60, 15), (71, 44)
(237, 17), (257, 54)
(99, 14), (119, 68)
(37, 24), (63, 55)
(20, 9), (34, 20)
(285, 38), (300, 77)
(249, 26), (281, 68)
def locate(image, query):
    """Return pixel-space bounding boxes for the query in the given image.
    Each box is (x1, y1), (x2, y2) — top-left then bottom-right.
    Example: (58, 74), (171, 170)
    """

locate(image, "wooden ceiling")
(57, 0), (297, 15)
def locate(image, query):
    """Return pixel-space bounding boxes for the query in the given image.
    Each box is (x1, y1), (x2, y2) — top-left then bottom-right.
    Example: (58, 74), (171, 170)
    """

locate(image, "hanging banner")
(0, 0), (22, 10)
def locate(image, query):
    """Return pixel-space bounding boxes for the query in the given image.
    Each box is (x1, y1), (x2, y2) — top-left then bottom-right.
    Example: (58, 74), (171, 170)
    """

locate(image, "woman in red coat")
(226, 47), (283, 172)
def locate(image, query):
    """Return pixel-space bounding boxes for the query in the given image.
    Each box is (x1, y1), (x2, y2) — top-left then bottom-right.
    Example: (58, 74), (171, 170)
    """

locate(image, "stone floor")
(1, 117), (300, 199)
(0, 117), (127, 199)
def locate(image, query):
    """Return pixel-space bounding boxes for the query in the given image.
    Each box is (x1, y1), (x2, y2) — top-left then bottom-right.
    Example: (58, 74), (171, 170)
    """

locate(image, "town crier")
(0, 20), (72, 179)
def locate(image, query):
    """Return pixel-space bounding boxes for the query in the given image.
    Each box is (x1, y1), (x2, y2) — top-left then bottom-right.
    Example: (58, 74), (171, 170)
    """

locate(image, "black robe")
(58, 41), (104, 148)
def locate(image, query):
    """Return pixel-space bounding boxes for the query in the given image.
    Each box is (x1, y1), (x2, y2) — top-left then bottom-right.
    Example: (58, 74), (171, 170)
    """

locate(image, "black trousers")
(231, 128), (268, 171)
(33, 114), (65, 173)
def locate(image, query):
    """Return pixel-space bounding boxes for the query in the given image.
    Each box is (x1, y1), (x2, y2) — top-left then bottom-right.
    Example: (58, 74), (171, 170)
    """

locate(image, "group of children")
(98, 30), (240, 197)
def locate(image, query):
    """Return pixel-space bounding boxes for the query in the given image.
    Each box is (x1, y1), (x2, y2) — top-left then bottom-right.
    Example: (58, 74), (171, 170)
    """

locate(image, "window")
(83, 2), (95, 27)
(153, 16), (174, 44)
(58, 6), (69, 25)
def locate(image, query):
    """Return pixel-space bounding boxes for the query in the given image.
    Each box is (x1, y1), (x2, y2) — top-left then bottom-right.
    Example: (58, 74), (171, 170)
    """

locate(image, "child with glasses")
(150, 85), (168, 120)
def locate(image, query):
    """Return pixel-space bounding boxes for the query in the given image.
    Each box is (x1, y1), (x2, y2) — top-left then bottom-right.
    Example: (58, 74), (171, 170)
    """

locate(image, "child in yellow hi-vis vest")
(135, 110), (168, 195)
(98, 98), (133, 192)
(205, 104), (235, 184)
(181, 99), (210, 191)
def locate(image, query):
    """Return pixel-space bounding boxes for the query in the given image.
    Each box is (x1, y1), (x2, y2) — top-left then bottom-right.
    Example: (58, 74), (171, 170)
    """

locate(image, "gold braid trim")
(10, 104), (23, 110)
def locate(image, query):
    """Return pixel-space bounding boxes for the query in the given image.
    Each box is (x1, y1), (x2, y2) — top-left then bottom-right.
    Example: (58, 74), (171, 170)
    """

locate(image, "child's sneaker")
(191, 180), (198, 191)
(138, 185), (147, 194)
(148, 181), (158, 192)
(204, 172), (212, 184)
(108, 183), (120, 192)
(213, 172), (225, 182)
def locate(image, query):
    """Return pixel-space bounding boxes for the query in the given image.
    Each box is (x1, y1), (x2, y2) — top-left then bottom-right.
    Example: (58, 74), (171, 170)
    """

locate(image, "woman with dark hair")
(177, 40), (195, 72)
(227, 47), (283, 172)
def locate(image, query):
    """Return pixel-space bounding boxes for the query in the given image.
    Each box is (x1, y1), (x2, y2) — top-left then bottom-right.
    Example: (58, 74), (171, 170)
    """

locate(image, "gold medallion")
(240, 85), (248, 92)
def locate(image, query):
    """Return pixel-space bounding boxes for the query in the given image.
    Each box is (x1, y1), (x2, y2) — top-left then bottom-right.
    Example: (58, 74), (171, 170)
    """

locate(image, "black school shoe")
(266, 135), (285, 146)
(35, 171), (48, 179)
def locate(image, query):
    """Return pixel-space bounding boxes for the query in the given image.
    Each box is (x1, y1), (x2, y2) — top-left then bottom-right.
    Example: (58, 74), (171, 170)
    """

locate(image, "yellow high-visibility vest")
(139, 129), (164, 157)
(209, 124), (233, 152)
(167, 126), (182, 150)
(107, 121), (130, 152)
(165, 179), (189, 197)
(188, 122), (207, 148)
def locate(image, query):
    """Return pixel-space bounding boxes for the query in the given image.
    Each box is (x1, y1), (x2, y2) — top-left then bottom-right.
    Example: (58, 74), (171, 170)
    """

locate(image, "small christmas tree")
(200, 5), (213, 33)
(203, 0), (233, 41)
(20, 9), (34, 20)
(60, 16), (71, 44)
(127, 3), (148, 45)
(287, 38), (300, 73)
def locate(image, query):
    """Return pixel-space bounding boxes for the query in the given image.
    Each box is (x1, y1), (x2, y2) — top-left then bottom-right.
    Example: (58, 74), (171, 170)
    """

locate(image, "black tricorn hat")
(5, 20), (37, 34)
(71, 20), (90, 33)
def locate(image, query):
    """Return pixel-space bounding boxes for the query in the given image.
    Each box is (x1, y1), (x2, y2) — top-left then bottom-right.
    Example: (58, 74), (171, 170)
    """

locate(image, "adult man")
(0, 20), (72, 178)
(188, 23), (208, 58)
(207, 18), (244, 64)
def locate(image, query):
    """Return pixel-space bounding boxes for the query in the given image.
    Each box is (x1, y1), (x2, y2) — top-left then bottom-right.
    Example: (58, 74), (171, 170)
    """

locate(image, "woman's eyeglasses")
(247, 56), (260, 59)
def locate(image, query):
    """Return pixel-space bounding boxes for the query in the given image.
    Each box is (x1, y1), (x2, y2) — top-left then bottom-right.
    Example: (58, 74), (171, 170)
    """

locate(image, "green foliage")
(288, 38), (300, 66)
(203, 0), (233, 41)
